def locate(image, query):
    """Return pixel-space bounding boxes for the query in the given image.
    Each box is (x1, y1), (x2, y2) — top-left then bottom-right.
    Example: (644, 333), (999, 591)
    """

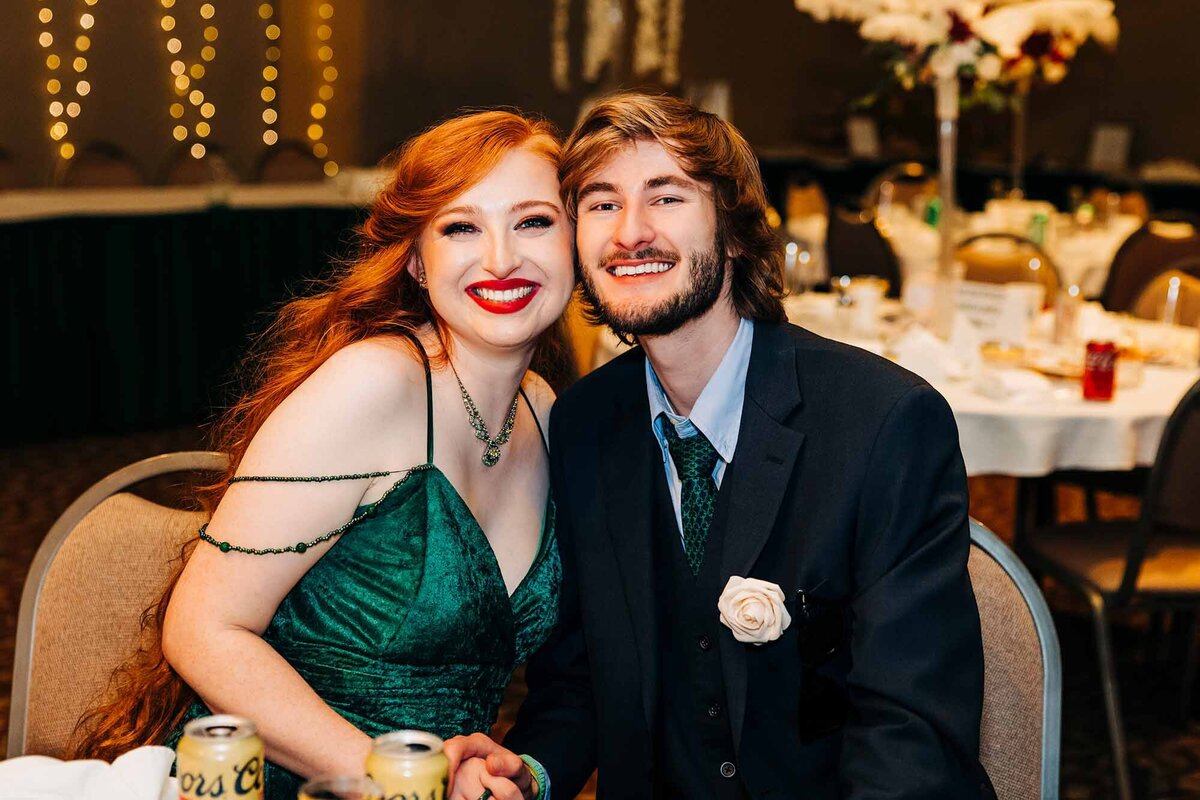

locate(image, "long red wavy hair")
(68, 110), (568, 760)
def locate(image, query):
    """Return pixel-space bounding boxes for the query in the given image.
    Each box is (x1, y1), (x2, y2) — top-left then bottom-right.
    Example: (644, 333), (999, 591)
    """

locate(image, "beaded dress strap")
(200, 463), (433, 555)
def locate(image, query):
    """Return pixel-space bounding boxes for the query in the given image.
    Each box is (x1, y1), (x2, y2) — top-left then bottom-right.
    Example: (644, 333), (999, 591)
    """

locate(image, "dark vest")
(652, 463), (749, 799)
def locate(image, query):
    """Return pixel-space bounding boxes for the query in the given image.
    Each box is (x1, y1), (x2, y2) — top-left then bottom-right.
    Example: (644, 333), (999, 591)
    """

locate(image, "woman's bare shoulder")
(238, 336), (429, 477)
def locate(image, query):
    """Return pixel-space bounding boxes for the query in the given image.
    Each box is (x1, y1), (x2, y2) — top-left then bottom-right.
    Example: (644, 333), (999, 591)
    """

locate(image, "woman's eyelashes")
(517, 214), (554, 231)
(439, 213), (555, 239)
(441, 221), (478, 237)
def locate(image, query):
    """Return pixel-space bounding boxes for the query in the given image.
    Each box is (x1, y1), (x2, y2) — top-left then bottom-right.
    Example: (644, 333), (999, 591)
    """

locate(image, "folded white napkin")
(892, 325), (954, 385)
(0, 746), (175, 800)
(974, 367), (1055, 405)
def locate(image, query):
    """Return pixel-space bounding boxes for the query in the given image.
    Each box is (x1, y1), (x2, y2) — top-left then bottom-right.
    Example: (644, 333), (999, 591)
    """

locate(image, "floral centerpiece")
(794, 0), (1118, 196)
(793, 0), (1117, 97)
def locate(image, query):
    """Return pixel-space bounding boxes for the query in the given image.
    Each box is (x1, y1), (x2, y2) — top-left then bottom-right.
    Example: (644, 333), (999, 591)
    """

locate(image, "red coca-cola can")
(1083, 341), (1117, 401)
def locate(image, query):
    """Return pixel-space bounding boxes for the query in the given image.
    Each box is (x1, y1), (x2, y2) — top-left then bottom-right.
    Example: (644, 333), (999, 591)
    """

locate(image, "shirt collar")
(645, 317), (754, 463)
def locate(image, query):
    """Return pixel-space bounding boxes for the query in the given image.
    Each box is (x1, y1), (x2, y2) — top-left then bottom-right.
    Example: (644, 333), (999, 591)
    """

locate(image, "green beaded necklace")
(450, 362), (519, 467)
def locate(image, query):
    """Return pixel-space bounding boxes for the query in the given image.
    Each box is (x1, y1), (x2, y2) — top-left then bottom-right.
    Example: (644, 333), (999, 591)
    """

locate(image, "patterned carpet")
(3, 427), (1199, 798)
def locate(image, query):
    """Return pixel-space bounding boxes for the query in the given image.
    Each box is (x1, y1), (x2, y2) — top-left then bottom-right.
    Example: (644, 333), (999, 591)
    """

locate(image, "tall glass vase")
(932, 74), (961, 338)
(1009, 83), (1029, 198)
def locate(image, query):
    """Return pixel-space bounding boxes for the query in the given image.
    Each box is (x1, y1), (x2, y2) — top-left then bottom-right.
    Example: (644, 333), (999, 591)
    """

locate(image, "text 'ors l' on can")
(176, 714), (264, 800)
(365, 729), (449, 800)
(1083, 340), (1118, 401)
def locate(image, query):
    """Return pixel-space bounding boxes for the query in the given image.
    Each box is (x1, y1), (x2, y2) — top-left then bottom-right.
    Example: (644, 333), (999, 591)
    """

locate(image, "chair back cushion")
(970, 544), (1045, 800)
(958, 236), (1059, 301)
(826, 208), (901, 295)
(1103, 224), (1200, 311)
(24, 493), (203, 757)
(1131, 268), (1200, 328)
(1149, 379), (1200, 538)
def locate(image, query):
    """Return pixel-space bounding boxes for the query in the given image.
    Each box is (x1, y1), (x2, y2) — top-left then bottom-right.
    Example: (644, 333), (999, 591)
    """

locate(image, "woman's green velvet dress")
(166, 363), (559, 800)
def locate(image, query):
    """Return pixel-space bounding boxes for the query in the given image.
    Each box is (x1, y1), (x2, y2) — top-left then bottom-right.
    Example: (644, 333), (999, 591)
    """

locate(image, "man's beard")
(579, 240), (726, 339)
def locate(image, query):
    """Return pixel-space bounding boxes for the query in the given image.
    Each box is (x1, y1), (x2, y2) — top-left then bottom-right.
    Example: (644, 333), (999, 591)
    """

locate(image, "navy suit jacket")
(506, 321), (995, 799)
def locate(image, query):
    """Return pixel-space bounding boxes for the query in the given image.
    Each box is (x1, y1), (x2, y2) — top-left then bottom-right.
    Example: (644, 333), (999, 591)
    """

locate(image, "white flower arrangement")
(794, 0), (1118, 103)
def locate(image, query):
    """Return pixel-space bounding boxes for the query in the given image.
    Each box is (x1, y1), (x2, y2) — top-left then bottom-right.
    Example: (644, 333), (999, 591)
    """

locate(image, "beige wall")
(0, 0), (1194, 187)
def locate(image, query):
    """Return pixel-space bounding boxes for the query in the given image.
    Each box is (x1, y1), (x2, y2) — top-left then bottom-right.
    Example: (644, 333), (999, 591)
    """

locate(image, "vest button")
(707, 702), (722, 719)
(720, 761), (737, 779)
(698, 635), (712, 651)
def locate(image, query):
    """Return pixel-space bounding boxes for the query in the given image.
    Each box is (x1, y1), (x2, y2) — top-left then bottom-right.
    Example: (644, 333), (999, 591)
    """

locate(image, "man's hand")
(444, 734), (537, 800)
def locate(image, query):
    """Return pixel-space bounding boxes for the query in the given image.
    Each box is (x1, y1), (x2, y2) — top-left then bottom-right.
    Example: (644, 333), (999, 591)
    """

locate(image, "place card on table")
(956, 281), (1044, 347)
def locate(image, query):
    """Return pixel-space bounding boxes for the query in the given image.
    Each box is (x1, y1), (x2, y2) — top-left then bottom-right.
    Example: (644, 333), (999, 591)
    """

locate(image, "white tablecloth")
(939, 364), (1198, 477)
(790, 208), (1142, 299)
(591, 299), (1199, 478)
(0, 167), (391, 222)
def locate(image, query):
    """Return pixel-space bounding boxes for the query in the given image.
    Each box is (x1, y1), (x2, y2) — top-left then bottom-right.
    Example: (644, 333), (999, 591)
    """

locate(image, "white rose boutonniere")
(717, 576), (792, 645)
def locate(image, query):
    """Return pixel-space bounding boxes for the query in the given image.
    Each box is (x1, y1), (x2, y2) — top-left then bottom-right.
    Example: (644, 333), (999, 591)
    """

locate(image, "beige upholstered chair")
(1131, 263), (1200, 327)
(863, 161), (937, 211)
(1024, 378), (1200, 800)
(255, 140), (326, 183)
(1102, 219), (1200, 313)
(957, 233), (1060, 303)
(969, 519), (1062, 800)
(7, 451), (228, 758)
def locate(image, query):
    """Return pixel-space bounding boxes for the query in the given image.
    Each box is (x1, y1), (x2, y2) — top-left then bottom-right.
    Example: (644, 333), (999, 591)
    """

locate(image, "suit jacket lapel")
(719, 323), (806, 750)
(601, 352), (661, 731)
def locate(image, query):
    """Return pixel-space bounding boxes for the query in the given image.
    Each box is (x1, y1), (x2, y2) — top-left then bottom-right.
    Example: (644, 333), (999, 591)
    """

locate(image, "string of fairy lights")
(161, 0), (219, 160)
(259, 2), (280, 147)
(39, 0), (99, 162)
(38, 2), (339, 172)
(310, 2), (338, 177)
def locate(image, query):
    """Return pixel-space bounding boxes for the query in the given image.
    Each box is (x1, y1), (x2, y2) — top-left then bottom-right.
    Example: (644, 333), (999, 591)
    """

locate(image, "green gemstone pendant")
(483, 444), (502, 467)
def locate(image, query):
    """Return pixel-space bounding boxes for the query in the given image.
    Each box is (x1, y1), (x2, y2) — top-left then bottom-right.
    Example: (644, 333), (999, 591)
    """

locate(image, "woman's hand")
(445, 734), (536, 800)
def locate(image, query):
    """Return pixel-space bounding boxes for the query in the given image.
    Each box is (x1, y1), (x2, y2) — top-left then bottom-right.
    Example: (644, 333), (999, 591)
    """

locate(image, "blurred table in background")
(1, 182), (380, 445)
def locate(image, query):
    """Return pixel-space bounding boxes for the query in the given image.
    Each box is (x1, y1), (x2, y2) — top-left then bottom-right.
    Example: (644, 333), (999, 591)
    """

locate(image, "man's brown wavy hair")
(561, 91), (785, 325)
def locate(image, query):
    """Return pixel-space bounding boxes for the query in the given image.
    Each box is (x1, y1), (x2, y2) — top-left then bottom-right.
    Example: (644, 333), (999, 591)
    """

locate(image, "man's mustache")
(596, 248), (681, 270)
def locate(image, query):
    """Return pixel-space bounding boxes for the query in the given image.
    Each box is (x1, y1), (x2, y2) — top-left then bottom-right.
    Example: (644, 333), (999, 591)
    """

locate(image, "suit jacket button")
(720, 761), (737, 778)
(698, 635), (712, 651)
(707, 702), (722, 719)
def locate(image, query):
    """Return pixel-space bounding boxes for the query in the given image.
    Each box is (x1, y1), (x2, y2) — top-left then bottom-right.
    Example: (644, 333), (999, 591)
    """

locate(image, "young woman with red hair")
(69, 110), (574, 799)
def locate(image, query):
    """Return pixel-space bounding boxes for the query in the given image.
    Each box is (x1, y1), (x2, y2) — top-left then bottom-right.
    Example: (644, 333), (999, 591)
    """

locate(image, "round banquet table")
(938, 364), (1199, 478)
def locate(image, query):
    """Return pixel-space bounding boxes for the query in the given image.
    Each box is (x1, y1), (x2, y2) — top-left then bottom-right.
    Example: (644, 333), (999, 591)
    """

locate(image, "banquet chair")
(1131, 260), (1200, 327)
(1023, 378), (1200, 800)
(1102, 218), (1200, 313)
(957, 233), (1060, 302)
(862, 162), (937, 211)
(163, 144), (236, 185)
(969, 519), (1062, 800)
(785, 171), (828, 220)
(7, 451), (228, 759)
(0, 147), (23, 190)
(55, 142), (144, 188)
(255, 140), (326, 183)
(825, 206), (902, 297)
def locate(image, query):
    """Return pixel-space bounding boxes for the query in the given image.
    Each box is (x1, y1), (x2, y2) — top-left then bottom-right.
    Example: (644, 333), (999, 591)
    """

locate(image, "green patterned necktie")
(660, 414), (721, 576)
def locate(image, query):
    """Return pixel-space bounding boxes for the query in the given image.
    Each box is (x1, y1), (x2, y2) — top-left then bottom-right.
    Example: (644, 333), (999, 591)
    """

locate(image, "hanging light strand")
(259, 2), (279, 146)
(39, 0), (98, 162)
(310, 2), (337, 176)
(162, 0), (218, 160)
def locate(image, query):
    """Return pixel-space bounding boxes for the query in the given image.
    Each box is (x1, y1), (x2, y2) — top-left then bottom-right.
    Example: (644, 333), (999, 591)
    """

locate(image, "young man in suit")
(446, 92), (994, 800)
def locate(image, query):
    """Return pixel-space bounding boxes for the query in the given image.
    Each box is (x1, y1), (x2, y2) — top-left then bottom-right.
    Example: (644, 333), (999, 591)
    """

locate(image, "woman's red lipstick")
(465, 278), (540, 314)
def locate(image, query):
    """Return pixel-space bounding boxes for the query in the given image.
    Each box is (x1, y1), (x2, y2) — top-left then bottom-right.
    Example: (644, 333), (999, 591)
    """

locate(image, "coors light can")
(176, 714), (264, 800)
(365, 730), (449, 800)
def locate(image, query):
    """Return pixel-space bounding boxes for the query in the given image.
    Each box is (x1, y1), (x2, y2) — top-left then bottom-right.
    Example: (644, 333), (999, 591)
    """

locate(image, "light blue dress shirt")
(646, 317), (755, 539)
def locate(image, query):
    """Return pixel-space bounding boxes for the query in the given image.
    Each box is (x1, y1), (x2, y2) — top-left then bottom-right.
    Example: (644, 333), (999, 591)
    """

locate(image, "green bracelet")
(520, 754), (550, 800)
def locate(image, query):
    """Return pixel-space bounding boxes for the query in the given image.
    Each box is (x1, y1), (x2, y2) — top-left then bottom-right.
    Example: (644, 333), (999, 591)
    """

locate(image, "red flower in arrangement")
(1021, 31), (1054, 59)
(947, 11), (974, 44)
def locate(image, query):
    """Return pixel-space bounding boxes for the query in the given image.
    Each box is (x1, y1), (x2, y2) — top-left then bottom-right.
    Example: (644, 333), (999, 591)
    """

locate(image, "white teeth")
(474, 286), (534, 302)
(611, 261), (673, 277)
